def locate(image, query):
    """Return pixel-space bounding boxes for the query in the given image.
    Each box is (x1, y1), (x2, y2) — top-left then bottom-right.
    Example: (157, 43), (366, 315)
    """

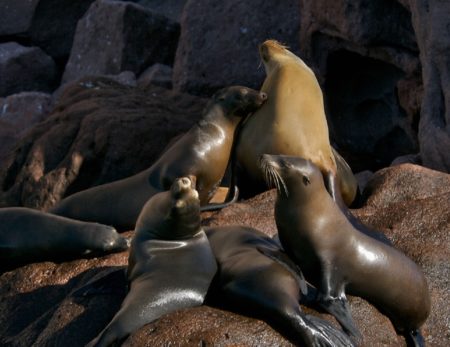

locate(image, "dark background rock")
(0, 165), (448, 346)
(137, 63), (173, 89)
(172, 0), (301, 96)
(0, 42), (57, 97)
(126, 0), (188, 22)
(0, 76), (206, 210)
(61, 0), (180, 84)
(0, 92), (53, 167)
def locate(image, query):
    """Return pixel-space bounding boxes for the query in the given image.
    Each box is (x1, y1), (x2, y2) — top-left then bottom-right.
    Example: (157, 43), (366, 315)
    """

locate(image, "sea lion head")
(212, 86), (267, 118)
(82, 224), (129, 255)
(259, 39), (307, 75)
(259, 154), (323, 198)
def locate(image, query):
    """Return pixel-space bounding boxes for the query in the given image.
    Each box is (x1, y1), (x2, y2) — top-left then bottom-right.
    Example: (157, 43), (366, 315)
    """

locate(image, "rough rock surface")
(0, 76), (206, 210)
(0, 164), (448, 346)
(406, 0), (450, 173)
(128, 0), (188, 22)
(172, 0), (301, 96)
(137, 63), (173, 89)
(0, 92), (53, 166)
(0, 43), (57, 97)
(62, 0), (180, 84)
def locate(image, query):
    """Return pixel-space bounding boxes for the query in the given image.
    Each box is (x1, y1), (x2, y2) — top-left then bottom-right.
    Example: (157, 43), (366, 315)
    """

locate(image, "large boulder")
(172, 0), (301, 96)
(0, 164), (447, 346)
(127, 0), (188, 22)
(0, 76), (206, 210)
(62, 0), (180, 84)
(0, 0), (95, 59)
(298, 0), (421, 172)
(0, 42), (57, 97)
(407, 0), (450, 173)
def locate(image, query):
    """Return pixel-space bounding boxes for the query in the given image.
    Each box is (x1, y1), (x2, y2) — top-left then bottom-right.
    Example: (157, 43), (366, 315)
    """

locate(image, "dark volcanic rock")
(62, 0), (180, 84)
(0, 76), (206, 210)
(0, 0), (95, 59)
(137, 63), (173, 89)
(0, 164), (447, 346)
(173, 0), (301, 96)
(0, 42), (57, 97)
(127, 0), (188, 22)
(0, 92), (53, 166)
(407, 0), (450, 173)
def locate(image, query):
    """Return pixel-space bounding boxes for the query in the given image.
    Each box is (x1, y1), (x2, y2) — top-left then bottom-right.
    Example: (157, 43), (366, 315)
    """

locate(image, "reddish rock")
(0, 42), (57, 97)
(0, 76), (206, 210)
(62, 0), (180, 84)
(0, 164), (447, 346)
(173, 0), (301, 96)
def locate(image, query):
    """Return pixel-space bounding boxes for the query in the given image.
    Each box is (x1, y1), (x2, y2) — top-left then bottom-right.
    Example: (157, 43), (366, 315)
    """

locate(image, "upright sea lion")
(0, 207), (128, 272)
(88, 177), (217, 347)
(206, 225), (355, 347)
(51, 86), (267, 231)
(261, 154), (430, 346)
(236, 39), (357, 206)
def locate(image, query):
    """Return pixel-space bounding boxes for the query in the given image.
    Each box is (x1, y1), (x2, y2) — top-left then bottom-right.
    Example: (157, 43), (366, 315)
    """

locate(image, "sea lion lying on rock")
(51, 86), (267, 231)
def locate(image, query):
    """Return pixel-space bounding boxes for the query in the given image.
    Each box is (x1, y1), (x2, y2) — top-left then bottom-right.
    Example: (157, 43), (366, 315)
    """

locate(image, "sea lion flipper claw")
(318, 294), (362, 341)
(257, 247), (308, 295)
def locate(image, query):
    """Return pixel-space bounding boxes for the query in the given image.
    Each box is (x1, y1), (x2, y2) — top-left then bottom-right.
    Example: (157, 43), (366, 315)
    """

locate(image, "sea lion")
(261, 154), (430, 346)
(206, 225), (355, 347)
(88, 177), (217, 347)
(236, 39), (357, 206)
(0, 207), (128, 272)
(51, 86), (267, 231)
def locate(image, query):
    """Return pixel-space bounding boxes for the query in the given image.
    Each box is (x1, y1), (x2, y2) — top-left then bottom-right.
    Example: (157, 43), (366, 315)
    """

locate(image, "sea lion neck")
(199, 103), (240, 130)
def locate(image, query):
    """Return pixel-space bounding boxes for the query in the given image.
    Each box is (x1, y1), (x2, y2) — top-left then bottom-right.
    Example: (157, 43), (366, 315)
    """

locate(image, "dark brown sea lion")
(236, 39), (357, 206)
(0, 207), (128, 272)
(51, 86), (267, 231)
(206, 225), (355, 347)
(87, 177), (217, 347)
(261, 154), (430, 346)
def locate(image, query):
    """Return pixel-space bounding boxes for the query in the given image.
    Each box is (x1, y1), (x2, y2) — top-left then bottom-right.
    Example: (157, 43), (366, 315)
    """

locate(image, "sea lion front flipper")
(72, 267), (127, 297)
(257, 247), (308, 295)
(405, 329), (425, 347)
(317, 292), (361, 342)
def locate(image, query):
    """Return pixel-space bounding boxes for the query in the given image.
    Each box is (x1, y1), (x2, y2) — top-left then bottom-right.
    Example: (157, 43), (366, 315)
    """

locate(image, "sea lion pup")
(205, 226), (355, 347)
(260, 154), (430, 346)
(87, 177), (217, 347)
(236, 39), (357, 206)
(0, 207), (128, 272)
(51, 86), (267, 231)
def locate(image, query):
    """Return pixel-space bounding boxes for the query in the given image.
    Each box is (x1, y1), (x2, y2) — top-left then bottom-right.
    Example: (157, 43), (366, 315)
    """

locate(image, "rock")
(0, 164), (447, 346)
(0, 92), (53, 166)
(127, 0), (188, 22)
(406, 0), (450, 173)
(62, 0), (180, 84)
(298, 0), (421, 172)
(0, 42), (57, 97)
(0, 0), (95, 59)
(0, 0), (40, 36)
(390, 153), (421, 166)
(354, 169), (374, 193)
(172, 0), (301, 96)
(0, 76), (206, 210)
(137, 63), (173, 89)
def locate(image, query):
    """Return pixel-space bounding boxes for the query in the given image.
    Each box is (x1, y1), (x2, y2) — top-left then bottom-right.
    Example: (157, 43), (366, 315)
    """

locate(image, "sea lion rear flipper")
(304, 314), (357, 347)
(257, 247), (308, 295)
(72, 267), (127, 297)
(200, 185), (239, 211)
(318, 293), (362, 342)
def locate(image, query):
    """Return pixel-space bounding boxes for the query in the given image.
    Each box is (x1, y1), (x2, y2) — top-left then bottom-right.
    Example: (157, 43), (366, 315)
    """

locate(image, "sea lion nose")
(260, 92), (267, 100)
(180, 177), (191, 188)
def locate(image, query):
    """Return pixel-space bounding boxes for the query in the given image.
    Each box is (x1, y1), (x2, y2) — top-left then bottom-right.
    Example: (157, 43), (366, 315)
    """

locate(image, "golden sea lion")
(236, 39), (357, 206)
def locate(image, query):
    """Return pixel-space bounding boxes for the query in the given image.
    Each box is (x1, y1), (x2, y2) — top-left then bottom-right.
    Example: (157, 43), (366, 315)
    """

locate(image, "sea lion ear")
(302, 175), (311, 186)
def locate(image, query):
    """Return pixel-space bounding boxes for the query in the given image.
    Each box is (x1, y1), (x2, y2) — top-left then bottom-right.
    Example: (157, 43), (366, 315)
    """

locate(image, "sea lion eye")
(302, 175), (310, 186)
